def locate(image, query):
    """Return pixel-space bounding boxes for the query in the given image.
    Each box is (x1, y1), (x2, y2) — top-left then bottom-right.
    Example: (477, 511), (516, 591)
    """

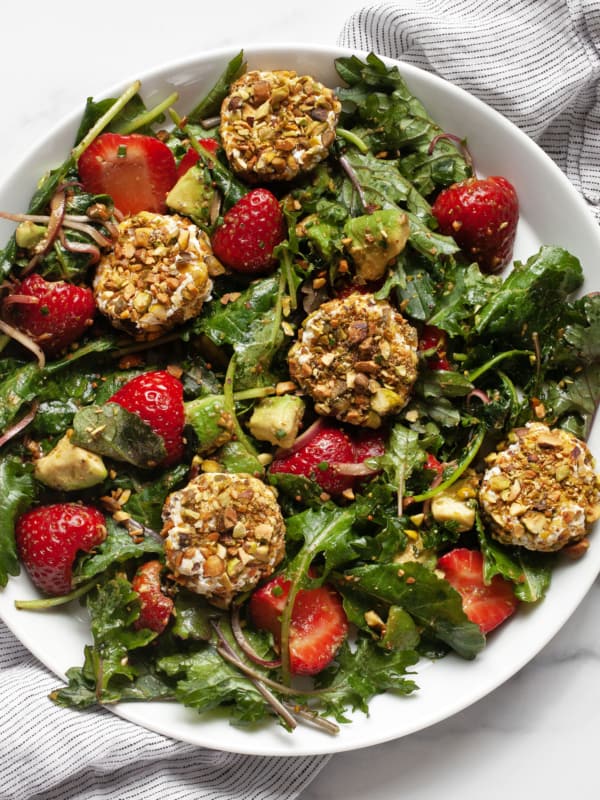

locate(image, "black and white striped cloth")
(0, 622), (329, 798)
(2, 3), (598, 798)
(338, 0), (600, 223)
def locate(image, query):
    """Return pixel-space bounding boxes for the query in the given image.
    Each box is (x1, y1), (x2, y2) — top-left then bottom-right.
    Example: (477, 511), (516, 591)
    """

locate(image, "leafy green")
(475, 246), (583, 345)
(74, 517), (163, 584)
(187, 50), (247, 122)
(0, 458), (36, 586)
(342, 562), (485, 659)
(71, 403), (167, 468)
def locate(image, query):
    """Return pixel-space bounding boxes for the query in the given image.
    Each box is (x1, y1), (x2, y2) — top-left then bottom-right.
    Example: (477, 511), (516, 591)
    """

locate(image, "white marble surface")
(0, 2), (598, 798)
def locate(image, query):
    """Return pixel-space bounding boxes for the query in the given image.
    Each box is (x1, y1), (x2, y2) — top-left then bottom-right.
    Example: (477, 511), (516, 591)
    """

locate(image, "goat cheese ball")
(288, 292), (419, 428)
(220, 69), (341, 182)
(479, 422), (600, 552)
(94, 211), (219, 340)
(161, 472), (286, 608)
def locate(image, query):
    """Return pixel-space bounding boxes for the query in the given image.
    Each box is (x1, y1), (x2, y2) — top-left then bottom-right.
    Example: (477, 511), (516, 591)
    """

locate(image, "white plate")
(1, 44), (599, 757)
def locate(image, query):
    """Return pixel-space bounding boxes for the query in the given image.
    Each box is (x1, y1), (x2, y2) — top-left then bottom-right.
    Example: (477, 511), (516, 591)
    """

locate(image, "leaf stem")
(467, 349), (533, 383)
(336, 127), (369, 153)
(118, 91), (179, 134)
(15, 578), (96, 610)
(72, 81), (142, 162)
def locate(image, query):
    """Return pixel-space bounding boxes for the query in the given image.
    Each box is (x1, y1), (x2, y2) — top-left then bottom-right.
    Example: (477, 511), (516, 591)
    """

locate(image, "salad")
(0, 51), (598, 737)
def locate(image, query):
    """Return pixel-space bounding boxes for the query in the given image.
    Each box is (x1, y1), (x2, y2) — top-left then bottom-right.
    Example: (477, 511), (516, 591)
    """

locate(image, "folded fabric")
(338, 0), (600, 222)
(0, 621), (329, 800)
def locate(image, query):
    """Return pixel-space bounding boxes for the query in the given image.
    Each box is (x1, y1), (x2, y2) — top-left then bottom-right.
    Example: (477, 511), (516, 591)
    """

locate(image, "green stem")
(408, 425), (486, 504)
(72, 81), (142, 162)
(223, 356), (259, 457)
(118, 91), (179, 134)
(15, 578), (96, 610)
(336, 127), (369, 153)
(467, 349), (533, 383)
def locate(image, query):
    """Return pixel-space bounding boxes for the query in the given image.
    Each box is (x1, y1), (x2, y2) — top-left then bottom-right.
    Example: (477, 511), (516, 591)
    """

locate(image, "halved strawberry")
(15, 503), (107, 595)
(211, 188), (286, 275)
(109, 370), (185, 466)
(269, 421), (355, 496)
(176, 138), (220, 178)
(3, 273), (96, 356)
(249, 573), (349, 675)
(77, 133), (177, 216)
(437, 548), (519, 634)
(131, 559), (174, 633)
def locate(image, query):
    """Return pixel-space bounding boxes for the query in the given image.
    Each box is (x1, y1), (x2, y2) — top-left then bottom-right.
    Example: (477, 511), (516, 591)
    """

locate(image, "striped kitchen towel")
(338, 0), (600, 222)
(0, 621), (329, 800)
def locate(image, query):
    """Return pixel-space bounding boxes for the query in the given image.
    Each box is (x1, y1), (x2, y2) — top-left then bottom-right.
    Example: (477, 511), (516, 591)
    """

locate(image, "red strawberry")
(249, 573), (349, 675)
(211, 188), (285, 275)
(3, 273), (96, 356)
(431, 176), (519, 273)
(269, 421), (355, 496)
(176, 138), (220, 178)
(15, 503), (107, 596)
(437, 548), (519, 634)
(77, 133), (177, 216)
(109, 370), (185, 466)
(351, 428), (386, 463)
(419, 324), (450, 371)
(131, 559), (174, 633)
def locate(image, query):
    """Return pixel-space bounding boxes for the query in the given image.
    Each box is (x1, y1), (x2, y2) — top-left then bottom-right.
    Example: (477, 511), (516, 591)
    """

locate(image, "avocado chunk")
(166, 164), (215, 225)
(15, 220), (47, 249)
(248, 395), (305, 449)
(184, 395), (235, 455)
(34, 431), (108, 491)
(343, 208), (410, 281)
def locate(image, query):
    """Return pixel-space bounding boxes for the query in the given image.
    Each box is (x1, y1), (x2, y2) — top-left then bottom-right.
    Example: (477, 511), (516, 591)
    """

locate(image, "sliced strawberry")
(3, 273), (96, 356)
(77, 133), (177, 216)
(131, 559), (174, 633)
(109, 370), (185, 466)
(249, 573), (348, 676)
(437, 548), (519, 634)
(432, 175), (519, 274)
(176, 138), (220, 178)
(15, 503), (107, 595)
(351, 428), (386, 463)
(211, 188), (285, 275)
(269, 421), (355, 496)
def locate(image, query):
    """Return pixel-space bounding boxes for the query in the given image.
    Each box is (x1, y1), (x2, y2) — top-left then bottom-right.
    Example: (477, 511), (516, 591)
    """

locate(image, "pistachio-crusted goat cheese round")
(288, 292), (419, 428)
(479, 422), (600, 552)
(220, 69), (340, 182)
(161, 472), (286, 608)
(94, 211), (220, 340)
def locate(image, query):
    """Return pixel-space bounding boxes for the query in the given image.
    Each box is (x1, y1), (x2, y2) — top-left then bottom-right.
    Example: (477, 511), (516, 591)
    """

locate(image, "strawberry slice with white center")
(78, 133), (177, 216)
(437, 548), (519, 634)
(249, 573), (349, 676)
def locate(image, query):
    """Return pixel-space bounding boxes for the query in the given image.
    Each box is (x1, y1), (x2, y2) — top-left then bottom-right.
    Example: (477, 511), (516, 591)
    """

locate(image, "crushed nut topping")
(220, 70), (341, 182)
(287, 292), (419, 428)
(93, 211), (220, 340)
(479, 422), (600, 552)
(161, 472), (286, 608)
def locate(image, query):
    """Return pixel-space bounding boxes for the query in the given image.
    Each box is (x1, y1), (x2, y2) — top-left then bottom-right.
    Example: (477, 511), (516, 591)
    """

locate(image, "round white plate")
(1, 44), (599, 757)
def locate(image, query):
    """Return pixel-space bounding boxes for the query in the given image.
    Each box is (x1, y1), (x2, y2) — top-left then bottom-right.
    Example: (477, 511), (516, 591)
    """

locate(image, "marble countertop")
(0, 3), (598, 799)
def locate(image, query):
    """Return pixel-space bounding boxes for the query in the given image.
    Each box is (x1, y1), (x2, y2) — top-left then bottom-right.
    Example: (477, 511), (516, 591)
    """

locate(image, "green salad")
(0, 51), (598, 735)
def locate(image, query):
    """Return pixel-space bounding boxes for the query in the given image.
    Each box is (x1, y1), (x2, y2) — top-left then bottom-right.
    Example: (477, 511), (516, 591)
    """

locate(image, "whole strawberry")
(3, 273), (96, 356)
(431, 176), (519, 273)
(211, 188), (285, 274)
(109, 370), (185, 466)
(15, 503), (107, 596)
(131, 559), (174, 633)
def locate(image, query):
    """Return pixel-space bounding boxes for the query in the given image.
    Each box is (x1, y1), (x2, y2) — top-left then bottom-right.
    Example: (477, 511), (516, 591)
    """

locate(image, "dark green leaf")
(0, 458), (36, 586)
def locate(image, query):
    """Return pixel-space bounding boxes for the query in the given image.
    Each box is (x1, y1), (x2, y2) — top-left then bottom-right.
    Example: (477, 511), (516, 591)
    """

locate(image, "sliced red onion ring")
(230, 604), (282, 669)
(58, 229), (101, 264)
(0, 319), (45, 368)
(0, 400), (39, 448)
(276, 416), (325, 457)
(2, 294), (40, 308)
(466, 388), (490, 406)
